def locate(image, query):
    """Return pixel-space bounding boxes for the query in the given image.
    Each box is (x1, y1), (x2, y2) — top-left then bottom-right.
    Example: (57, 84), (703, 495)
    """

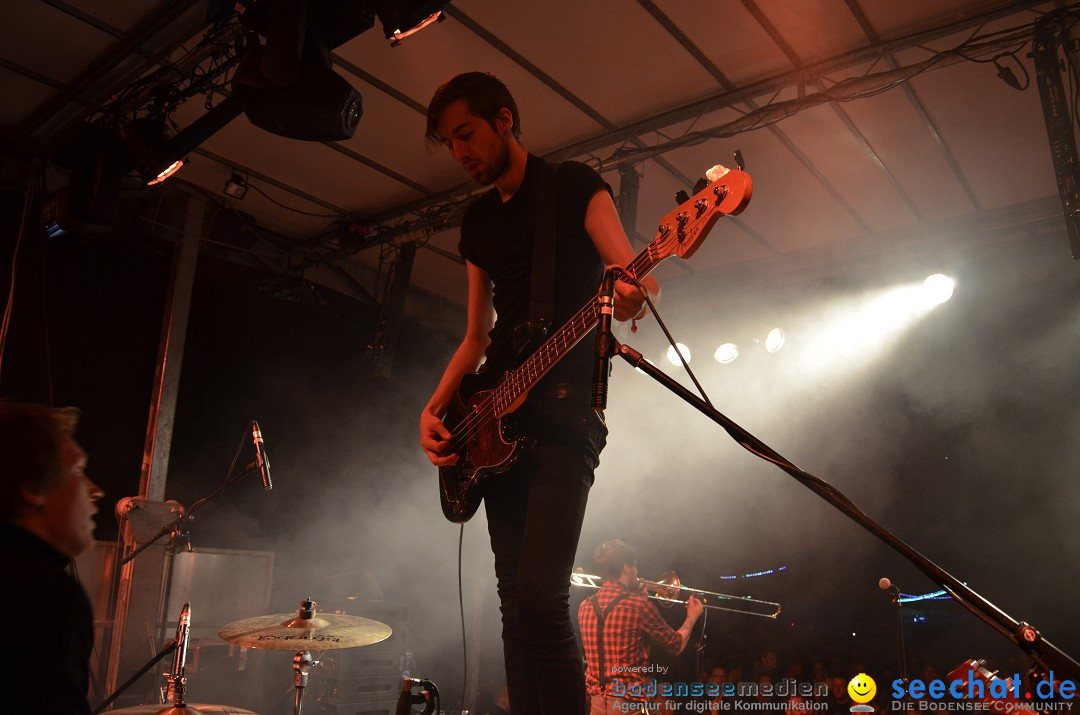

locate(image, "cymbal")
(110, 705), (258, 714)
(217, 611), (392, 651)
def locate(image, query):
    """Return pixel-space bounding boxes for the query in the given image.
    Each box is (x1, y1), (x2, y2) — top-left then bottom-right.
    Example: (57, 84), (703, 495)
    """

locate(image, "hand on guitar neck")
(607, 265), (658, 322)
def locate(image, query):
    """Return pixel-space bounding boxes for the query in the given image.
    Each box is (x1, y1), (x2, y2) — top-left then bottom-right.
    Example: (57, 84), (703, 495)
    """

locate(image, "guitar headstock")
(648, 164), (752, 263)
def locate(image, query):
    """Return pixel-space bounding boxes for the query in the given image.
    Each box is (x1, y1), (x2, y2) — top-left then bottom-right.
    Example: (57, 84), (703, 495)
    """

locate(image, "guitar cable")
(619, 273), (713, 410)
(619, 272), (853, 502)
(457, 523), (465, 715)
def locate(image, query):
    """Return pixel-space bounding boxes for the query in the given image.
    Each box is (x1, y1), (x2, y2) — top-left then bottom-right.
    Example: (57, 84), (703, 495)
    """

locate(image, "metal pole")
(104, 188), (203, 696)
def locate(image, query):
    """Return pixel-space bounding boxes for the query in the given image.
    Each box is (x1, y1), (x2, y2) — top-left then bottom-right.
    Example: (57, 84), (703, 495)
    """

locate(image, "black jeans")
(483, 397), (608, 715)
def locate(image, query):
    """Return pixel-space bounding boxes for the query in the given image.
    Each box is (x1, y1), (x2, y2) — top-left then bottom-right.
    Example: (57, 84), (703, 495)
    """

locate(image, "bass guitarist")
(419, 71), (659, 715)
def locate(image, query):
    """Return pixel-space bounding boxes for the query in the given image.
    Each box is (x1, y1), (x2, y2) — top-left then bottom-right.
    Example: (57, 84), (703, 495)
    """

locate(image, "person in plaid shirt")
(578, 540), (704, 713)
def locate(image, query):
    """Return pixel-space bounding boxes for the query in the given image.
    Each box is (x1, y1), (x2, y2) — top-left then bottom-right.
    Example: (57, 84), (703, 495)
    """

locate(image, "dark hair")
(593, 539), (637, 582)
(0, 400), (79, 522)
(425, 72), (521, 146)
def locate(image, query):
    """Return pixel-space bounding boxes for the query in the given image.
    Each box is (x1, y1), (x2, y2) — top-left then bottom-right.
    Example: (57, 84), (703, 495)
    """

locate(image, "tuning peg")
(675, 189), (690, 205)
(733, 149), (745, 171)
(692, 177), (709, 194)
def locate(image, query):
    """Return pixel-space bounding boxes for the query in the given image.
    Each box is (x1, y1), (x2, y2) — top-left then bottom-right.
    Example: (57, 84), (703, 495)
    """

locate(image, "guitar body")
(436, 164), (753, 523)
(438, 375), (522, 523)
(438, 322), (547, 523)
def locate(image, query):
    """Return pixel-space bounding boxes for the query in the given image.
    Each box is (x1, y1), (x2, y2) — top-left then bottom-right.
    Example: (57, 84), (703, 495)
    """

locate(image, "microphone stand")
(592, 267), (618, 411)
(115, 447), (265, 704)
(93, 638), (178, 714)
(888, 587), (910, 690)
(119, 460), (263, 566)
(612, 339), (1080, 679)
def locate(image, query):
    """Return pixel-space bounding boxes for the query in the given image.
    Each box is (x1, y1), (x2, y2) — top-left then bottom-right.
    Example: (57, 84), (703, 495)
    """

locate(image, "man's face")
(435, 99), (511, 186)
(33, 437), (102, 558)
(708, 667), (726, 685)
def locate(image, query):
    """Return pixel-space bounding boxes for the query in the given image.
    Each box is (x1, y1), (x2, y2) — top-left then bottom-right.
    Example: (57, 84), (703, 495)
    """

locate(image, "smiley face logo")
(848, 673), (877, 704)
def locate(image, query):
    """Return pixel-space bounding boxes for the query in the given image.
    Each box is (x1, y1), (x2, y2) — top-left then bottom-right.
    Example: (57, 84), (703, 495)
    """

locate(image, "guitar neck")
(491, 248), (659, 414)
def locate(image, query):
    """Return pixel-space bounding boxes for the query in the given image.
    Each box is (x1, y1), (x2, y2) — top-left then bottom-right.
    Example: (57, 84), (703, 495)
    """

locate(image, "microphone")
(170, 603), (191, 705)
(878, 577), (900, 593)
(251, 420), (272, 491)
(592, 268), (617, 410)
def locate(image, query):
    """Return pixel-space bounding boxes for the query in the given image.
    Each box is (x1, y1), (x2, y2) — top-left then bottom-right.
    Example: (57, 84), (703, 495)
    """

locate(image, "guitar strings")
(444, 194), (730, 457)
(444, 210), (707, 454)
(444, 245), (656, 453)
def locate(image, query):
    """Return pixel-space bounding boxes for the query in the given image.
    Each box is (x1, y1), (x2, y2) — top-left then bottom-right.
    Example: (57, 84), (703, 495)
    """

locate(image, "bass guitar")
(438, 163), (753, 522)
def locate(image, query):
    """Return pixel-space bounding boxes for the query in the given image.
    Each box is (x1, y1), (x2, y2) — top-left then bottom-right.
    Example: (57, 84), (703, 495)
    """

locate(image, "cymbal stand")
(292, 599), (321, 715)
(293, 650), (319, 715)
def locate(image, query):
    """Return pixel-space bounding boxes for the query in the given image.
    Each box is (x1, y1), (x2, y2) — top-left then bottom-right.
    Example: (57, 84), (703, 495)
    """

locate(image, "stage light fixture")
(232, 38), (363, 141)
(713, 343), (739, 364)
(375, 1), (448, 45)
(224, 172), (249, 199)
(147, 159), (185, 186)
(765, 328), (785, 353)
(921, 274), (955, 306)
(666, 343), (691, 366)
(120, 117), (185, 186)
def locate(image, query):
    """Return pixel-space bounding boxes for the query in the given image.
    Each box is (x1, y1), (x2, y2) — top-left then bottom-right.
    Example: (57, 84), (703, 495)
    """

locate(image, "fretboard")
(489, 246), (659, 416)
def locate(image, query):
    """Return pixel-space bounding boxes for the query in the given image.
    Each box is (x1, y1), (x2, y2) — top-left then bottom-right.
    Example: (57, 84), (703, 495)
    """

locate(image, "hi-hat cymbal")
(110, 705), (258, 714)
(217, 611), (392, 651)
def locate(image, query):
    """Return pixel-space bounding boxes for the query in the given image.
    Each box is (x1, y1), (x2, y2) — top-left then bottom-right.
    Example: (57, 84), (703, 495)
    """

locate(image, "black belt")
(531, 381), (592, 402)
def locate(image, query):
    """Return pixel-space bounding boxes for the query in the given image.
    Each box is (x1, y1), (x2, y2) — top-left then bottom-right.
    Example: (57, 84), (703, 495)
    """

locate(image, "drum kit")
(110, 598), (393, 715)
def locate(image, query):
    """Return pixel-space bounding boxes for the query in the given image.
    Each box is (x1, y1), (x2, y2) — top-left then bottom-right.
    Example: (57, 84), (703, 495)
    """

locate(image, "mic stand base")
(614, 340), (1080, 679)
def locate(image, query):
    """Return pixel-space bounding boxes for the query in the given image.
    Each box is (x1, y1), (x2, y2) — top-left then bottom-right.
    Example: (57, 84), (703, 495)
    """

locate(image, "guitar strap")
(529, 161), (558, 323)
(588, 590), (632, 694)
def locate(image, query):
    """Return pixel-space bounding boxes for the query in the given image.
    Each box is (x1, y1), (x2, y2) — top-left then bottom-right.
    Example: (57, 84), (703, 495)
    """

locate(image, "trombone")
(570, 570), (781, 619)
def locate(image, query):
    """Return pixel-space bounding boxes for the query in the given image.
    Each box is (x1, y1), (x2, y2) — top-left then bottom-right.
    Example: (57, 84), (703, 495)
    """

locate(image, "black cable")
(246, 182), (348, 219)
(618, 272), (713, 409)
(0, 159), (41, 384)
(41, 230), (54, 405)
(457, 523), (467, 715)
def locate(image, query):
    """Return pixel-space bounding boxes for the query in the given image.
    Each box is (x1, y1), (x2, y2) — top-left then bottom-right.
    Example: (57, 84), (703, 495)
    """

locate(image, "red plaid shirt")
(577, 582), (682, 698)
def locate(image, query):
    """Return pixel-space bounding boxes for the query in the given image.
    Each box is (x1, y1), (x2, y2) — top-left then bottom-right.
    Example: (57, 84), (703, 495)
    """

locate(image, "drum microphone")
(170, 603), (191, 705)
(251, 420), (272, 491)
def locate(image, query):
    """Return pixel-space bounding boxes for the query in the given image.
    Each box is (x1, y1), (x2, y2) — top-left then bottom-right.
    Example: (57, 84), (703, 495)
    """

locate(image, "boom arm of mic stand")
(614, 340), (1080, 679)
(92, 638), (178, 714)
(120, 462), (263, 566)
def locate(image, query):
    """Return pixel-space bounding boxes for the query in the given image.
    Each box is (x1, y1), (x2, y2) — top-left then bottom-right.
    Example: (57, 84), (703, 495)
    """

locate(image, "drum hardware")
(110, 706), (258, 714)
(217, 598), (393, 715)
(94, 605), (190, 715)
(570, 569), (782, 619)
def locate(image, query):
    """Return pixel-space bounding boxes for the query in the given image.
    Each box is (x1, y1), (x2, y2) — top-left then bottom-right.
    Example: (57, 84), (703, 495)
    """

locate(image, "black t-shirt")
(0, 523), (94, 715)
(459, 154), (609, 388)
